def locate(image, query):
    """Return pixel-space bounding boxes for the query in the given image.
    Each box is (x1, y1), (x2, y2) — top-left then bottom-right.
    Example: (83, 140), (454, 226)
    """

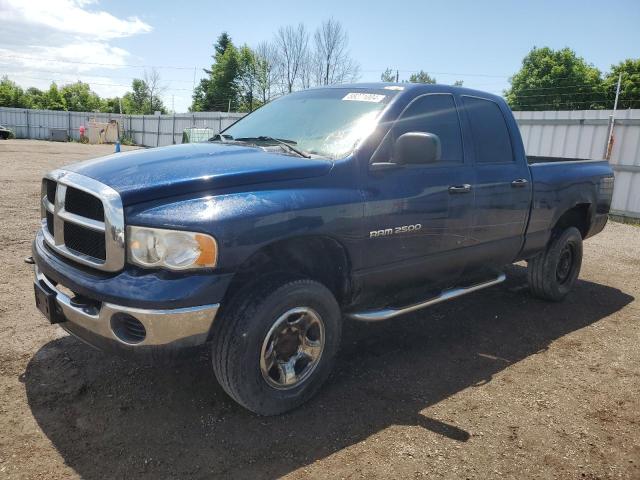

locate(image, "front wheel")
(211, 277), (342, 415)
(527, 226), (583, 302)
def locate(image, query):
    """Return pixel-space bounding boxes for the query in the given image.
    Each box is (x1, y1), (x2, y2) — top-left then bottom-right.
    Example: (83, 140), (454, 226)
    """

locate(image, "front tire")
(211, 277), (342, 415)
(528, 226), (583, 301)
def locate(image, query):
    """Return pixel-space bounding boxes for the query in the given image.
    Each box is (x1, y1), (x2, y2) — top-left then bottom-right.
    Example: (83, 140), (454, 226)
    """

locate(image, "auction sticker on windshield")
(342, 92), (386, 102)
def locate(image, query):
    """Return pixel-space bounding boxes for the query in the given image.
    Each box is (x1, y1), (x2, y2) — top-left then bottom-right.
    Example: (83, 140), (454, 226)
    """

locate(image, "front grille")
(40, 171), (124, 271)
(44, 178), (56, 203)
(64, 222), (106, 260)
(46, 211), (54, 236)
(65, 187), (105, 221)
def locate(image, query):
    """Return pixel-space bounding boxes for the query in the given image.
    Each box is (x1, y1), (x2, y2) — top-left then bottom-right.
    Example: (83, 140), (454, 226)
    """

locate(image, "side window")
(462, 96), (514, 164)
(392, 94), (463, 163)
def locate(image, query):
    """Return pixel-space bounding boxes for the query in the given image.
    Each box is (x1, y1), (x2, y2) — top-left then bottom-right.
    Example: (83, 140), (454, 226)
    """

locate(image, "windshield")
(222, 88), (395, 159)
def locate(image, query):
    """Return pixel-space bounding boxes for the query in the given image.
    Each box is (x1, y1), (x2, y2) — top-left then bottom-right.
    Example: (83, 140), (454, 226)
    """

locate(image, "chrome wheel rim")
(260, 307), (325, 390)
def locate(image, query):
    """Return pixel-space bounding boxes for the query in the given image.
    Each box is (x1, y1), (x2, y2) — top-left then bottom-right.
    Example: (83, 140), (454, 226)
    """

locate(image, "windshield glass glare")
(223, 88), (395, 159)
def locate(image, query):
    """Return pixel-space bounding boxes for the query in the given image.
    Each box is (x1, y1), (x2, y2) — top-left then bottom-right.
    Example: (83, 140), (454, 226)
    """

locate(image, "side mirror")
(393, 132), (441, 165)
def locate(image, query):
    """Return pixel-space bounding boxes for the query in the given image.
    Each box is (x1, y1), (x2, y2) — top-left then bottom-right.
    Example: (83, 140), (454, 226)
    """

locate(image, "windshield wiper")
(235, 136), (311, 158)
(208, 134), (234, 142)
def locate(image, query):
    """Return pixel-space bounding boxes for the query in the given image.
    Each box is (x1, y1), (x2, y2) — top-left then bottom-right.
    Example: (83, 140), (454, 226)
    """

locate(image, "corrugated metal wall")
(0, 107), (245, 147)
(514, 109), (640, 218)
(2, 107), (639, 218)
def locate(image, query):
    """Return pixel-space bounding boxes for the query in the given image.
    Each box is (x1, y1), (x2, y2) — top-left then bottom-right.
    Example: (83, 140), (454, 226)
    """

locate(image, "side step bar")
(347, 273), (506, 322)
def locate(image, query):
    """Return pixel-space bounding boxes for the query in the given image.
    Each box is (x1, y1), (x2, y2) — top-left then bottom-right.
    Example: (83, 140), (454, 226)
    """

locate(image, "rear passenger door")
(460, 95), (532, 269)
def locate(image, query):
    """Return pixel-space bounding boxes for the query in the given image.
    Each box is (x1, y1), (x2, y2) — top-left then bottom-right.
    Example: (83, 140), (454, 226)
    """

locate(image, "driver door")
(360, 93), (475, 292)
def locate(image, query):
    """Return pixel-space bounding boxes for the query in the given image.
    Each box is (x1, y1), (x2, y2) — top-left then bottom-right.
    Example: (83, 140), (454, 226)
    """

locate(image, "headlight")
(127, 226), (217, 270)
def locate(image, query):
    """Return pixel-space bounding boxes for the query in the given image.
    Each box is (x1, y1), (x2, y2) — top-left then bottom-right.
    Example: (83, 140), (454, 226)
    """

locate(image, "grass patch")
(609, 214), (640, 227)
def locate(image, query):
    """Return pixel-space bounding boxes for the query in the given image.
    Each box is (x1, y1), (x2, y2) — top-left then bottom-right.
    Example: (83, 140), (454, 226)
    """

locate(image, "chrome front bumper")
(34, 266), (219, 350)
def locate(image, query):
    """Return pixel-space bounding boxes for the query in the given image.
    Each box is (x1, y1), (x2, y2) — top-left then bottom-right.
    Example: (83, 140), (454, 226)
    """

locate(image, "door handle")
(448, 184), (472, 194)
(511, 178), (529, 187)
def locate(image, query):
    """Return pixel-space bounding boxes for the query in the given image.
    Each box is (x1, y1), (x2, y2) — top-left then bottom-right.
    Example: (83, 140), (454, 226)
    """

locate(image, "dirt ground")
(0, 139), (638, 480)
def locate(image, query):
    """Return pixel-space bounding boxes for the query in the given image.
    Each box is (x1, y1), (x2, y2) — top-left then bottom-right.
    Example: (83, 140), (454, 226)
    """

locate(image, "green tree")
(122, 79), (148, 113)
(453, 80), (464, 86)
(505, 47), (603, 111)
(25, 87), (47, 109)
(121, 78), (166, 114)
(603, 59), (640, 109)
(99, 97), (123, 113)
(407, 70), (436, 84)
(255, 41), (278, 104)
(237, 45), (260, 112)
(45, 83), (66, 110)
(192, 32), (241, 111)
(380, 68), (396, 82)
(61, 81), (102, 111)
(0, 77), (29, 108)
(215, 32), (232, 56)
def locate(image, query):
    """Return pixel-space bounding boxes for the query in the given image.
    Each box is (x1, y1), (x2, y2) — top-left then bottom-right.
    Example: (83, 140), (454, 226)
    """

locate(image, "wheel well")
(553, 203), (591, 238)
(223, 236), (352, 307)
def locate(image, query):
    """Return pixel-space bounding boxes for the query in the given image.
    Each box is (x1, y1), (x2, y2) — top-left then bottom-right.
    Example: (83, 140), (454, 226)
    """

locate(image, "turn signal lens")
(195, 234), (217, 266)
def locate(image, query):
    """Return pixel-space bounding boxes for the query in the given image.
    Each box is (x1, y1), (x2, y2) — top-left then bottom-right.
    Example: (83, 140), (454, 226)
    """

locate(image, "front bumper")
(34, 265), (219, 353)
(33, 230), (234, 309)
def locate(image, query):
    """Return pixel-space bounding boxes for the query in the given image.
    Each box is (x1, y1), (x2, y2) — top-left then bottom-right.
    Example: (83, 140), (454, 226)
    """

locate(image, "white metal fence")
(514, 109), (640, 219)
(0, 107), (245, 147)
(1, 106), (639, 218)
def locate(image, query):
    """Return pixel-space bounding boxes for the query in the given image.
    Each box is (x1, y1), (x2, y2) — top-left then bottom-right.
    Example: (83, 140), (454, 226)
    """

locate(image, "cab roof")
(316, 82), (505, 104)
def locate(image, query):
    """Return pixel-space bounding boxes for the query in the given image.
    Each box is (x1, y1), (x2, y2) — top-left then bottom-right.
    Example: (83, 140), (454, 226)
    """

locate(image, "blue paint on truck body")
(33, 83), (614, 312)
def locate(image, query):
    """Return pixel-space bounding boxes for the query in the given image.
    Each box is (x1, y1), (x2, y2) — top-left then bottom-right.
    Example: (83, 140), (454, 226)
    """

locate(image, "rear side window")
(393, 94), (463, 163)
(462, 96), (514, 164)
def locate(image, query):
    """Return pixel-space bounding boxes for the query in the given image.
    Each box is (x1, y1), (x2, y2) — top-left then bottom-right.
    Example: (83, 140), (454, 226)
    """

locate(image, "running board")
(347, 273), (506, 322)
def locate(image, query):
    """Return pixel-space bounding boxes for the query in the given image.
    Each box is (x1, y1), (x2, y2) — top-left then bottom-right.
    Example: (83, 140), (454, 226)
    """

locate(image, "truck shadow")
(23, 265), (633, 479)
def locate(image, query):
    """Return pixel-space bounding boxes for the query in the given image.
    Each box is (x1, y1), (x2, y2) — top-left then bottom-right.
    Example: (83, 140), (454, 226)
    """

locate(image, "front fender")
(125, 182), (364, 273)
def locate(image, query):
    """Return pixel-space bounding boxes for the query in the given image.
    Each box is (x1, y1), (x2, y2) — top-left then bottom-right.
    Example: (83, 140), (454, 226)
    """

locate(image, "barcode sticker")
(342, 93), (386, 103)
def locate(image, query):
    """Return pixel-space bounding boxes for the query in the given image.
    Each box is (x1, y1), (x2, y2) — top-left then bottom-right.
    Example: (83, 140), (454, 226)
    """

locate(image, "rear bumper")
(34, 265), (219, 353)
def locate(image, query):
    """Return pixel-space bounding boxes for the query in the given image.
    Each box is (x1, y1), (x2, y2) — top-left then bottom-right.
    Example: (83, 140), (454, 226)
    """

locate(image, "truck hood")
(66, 143), (333, 205)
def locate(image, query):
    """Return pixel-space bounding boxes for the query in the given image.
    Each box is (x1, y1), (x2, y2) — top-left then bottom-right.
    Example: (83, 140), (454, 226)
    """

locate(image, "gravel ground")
(0, 139), (638, 479)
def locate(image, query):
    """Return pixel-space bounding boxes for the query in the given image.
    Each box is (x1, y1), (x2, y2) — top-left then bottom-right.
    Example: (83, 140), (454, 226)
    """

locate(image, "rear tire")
(211, 276), (341, 415)
(528, 226), (583, 302)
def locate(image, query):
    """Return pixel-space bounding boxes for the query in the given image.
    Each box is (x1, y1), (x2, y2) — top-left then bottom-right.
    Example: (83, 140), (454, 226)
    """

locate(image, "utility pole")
(604, 72), (622, 160)
(396, 70), (399, 83)
(118, 97), (123, 142)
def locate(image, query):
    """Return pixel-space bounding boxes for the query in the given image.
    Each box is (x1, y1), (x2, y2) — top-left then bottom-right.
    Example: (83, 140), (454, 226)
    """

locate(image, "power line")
(507, 83), (618, 93)
(514, 98), (632, 108)
(360, 69), (510, 78)
(0, 67), (197, 84)
(10, 74), (196, 92)
(0, 54), (196, 71)
(1, 54), (623, 86)
(511, 91), (616, 99)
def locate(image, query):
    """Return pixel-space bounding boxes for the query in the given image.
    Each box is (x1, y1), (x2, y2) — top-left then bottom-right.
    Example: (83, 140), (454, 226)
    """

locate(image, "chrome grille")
(41, 170), (125, 272)
(65, 187), (105, 221)
(64, 222), (107, 260)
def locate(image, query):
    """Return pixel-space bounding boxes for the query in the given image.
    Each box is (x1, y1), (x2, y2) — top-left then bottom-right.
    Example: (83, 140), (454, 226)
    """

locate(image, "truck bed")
(527, 155), (604, 165)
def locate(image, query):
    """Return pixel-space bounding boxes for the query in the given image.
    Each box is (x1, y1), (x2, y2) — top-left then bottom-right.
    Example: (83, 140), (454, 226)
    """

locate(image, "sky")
(1, 0), (639, 113)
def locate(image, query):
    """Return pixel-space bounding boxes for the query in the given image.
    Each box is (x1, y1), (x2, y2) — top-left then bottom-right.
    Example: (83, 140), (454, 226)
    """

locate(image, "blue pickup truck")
(33, 83), (614, 415)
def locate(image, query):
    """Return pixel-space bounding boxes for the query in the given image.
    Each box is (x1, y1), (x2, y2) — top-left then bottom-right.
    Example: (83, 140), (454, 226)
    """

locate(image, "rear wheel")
(528, 226), (583, 301)
(211, 277), (341, 415)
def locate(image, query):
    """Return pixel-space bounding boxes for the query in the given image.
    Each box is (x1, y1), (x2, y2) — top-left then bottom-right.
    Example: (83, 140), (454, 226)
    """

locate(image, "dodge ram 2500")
(33, 83), (614, 415)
